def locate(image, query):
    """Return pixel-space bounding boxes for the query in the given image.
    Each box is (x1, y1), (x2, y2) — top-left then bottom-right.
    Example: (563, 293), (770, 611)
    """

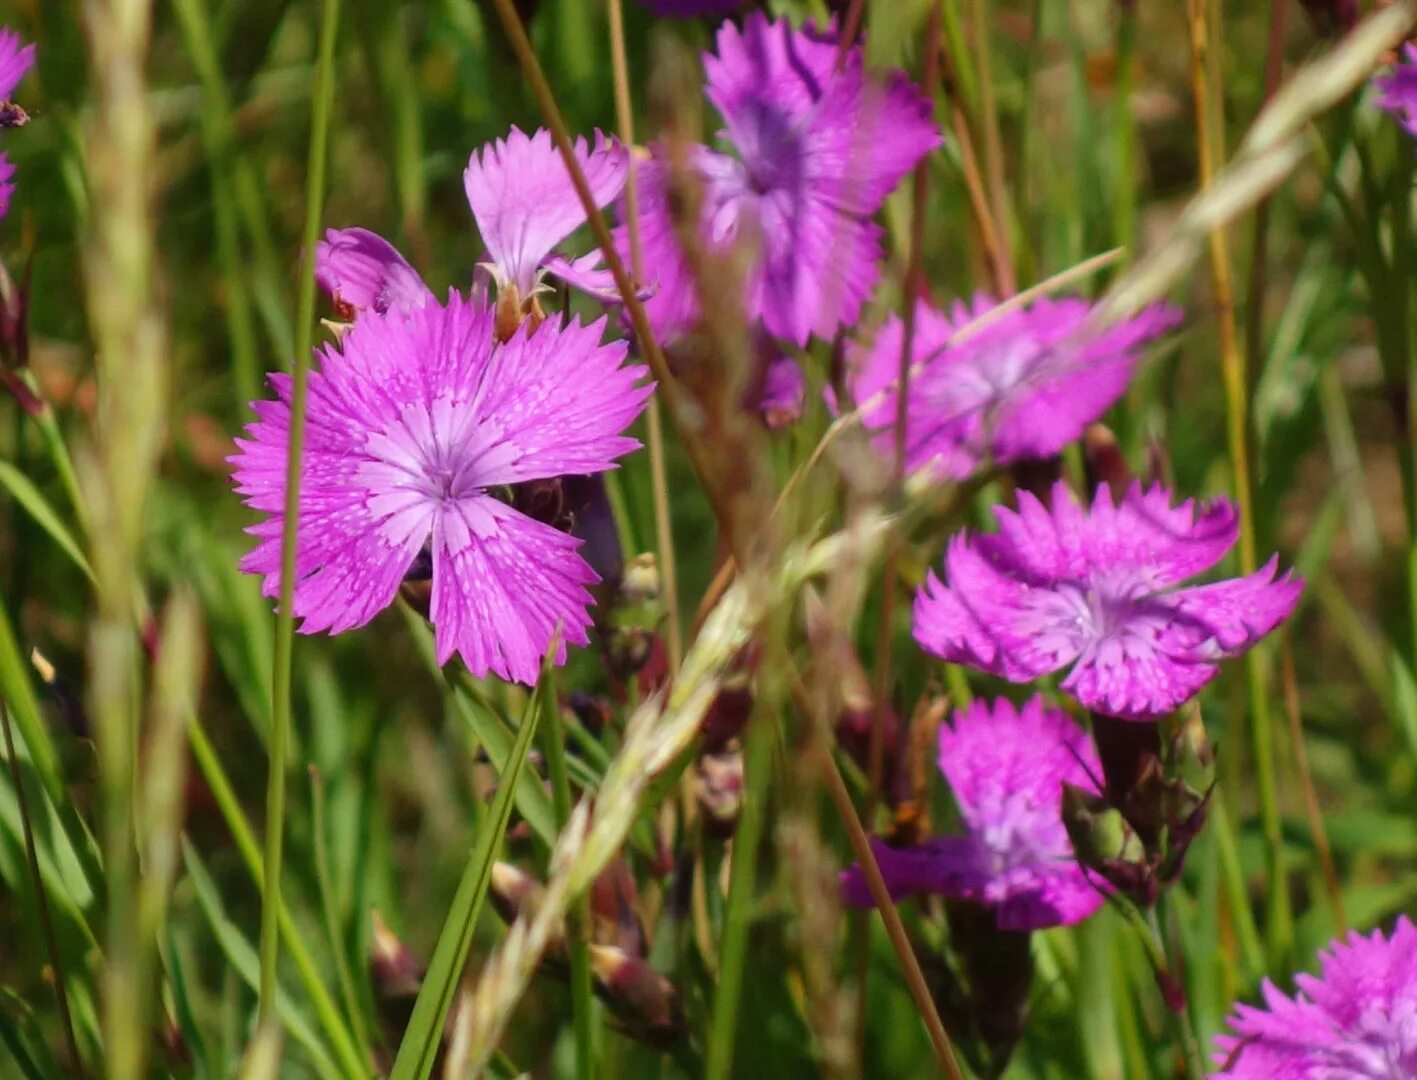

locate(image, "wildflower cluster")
(216, 9), (1416, 1079)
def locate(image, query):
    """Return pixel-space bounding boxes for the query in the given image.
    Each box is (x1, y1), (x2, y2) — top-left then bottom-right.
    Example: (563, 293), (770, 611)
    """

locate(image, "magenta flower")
(0, 27), (35, 220)
(841, 696), (1105, 931)
(626, 14), (940, 346)
(230, 293), (651, 685)
(1213, 918), (1417, 1078)
(315, 228), (432, 317)
(847, 294), (1179, 478)
(1376, 44), (1417, 139)
(464, 127), (628, 304)
(914, 482), (1303, 720)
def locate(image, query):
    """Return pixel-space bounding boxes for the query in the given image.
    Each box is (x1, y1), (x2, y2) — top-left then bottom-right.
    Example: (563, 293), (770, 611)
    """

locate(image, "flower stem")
(1184, 0), (1291, 969)
(605, 0), (682, 670)
(1113, 2), (1138, 262)
(704, 682), (778, 1080)
(537, 666), (597, 1079)
(260, 0), (342, 1029)
(966, 0), (1015, 294)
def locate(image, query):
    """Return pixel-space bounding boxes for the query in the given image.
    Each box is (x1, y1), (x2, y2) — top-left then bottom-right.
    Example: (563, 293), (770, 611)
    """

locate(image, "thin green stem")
(1243, 0), (1288, 395)
(1185, 0), (1290, 968)
(310, 767), (373, 1061)
(1147, 904), (1206, 1080)
(966, 0), (1015, 294)
(169, 0), (262, 410)
(1394, 143), (1417, 686)
(704, 687), (777, 1080)
(537, 670), (596, 1078)
(1210, 789), (1265, 979)
(186, 714), (367, 1078)
(1113, 2), (1138, 262)
(605, 0), (682, 668)
(260, 0), (342, 1026)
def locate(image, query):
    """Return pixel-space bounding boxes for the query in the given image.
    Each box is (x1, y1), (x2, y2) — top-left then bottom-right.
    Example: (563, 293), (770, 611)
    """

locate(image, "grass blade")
(181, 839), (343, 1080)
(0, 460), (94, 583)
(388, 679), (546, 1080)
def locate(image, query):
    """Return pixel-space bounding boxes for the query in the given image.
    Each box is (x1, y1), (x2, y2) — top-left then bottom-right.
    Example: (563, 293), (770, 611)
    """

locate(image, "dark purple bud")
(588, 944), (686, 1047)
(30, 648), (90, 739)
(945, 902), (1035, 1072)
(1090, 712), (1163, 839)
(0, 102), (28, 129)
(1010, 457), (1065, 502)
(370, 910), (423, 1002)
(588, 857), (647, 955)
(1083, 423), (1132, 499)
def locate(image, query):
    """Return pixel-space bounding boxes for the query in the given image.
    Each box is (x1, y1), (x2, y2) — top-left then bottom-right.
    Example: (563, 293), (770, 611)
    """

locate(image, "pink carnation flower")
(0, 27), (35, 220)
(627, 14), (940, 346)
(230, 293), (651, 685)
(315, 228), (432, 316)
(841, 696), (1105, 931)
(1213, 917), (1417, 1078)
(1376, 44), (1417, 139)
(464, 126), (628, 303)
(914, 482), (1303, 720)
(847, 294), (1179, 478)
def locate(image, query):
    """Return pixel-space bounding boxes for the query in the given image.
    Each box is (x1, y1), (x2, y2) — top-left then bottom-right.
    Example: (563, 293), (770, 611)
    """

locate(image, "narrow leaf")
(0, 460), (95, 583)
(389, 683), (545, 1080)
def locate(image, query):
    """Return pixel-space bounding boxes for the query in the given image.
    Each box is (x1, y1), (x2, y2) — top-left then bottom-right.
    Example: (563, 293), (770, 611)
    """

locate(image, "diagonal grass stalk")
(260, 0), (342, 1027)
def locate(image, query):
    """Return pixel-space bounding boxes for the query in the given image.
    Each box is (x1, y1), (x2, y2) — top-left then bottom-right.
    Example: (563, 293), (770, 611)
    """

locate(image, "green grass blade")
(389, 682), (546, 1080)
(536, 655), (597, 1078)
(0, 592), (64, 803)
(0, 460), (95, 583)
(181, 839), (343, 1080)
(398, 602), (558, 846)
(185, 712), (367, 1078)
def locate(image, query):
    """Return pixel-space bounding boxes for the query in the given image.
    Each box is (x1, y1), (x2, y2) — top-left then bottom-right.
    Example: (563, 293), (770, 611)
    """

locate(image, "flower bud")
(370, 910), (423, 1002)
(1083, 423), (1132, 498)
(695, 746), (744, 839)
(1061, 782), (1154, 905)
(588, 944), (686, 1047)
